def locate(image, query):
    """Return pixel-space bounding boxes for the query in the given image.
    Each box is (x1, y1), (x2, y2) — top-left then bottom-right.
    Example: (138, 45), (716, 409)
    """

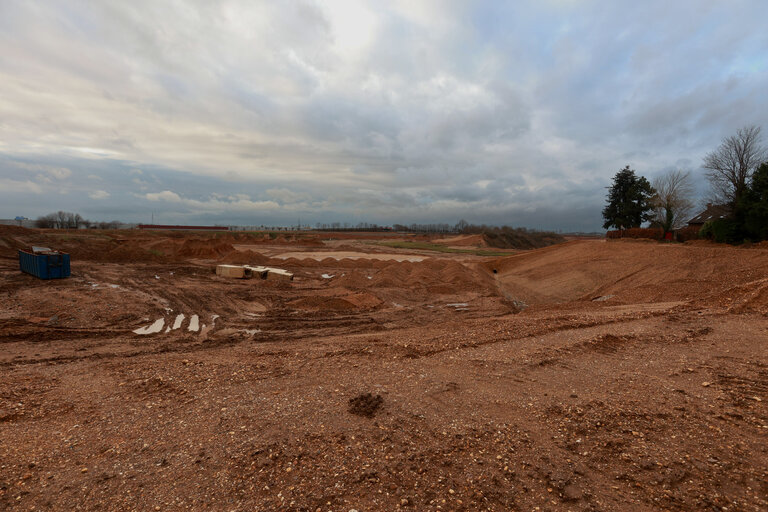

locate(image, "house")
(687, 203), (732, 228)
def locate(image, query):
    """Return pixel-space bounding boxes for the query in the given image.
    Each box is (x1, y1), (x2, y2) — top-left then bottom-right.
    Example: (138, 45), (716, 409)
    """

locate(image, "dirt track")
(1, 228), (766, 511)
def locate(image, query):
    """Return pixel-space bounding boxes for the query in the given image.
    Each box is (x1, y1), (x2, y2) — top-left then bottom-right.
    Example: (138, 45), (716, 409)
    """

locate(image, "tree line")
(603, 125), (768, 243)
(35, 211), (121, 230)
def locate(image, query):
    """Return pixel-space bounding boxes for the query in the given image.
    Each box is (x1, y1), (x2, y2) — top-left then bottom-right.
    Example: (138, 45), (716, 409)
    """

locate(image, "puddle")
(321, 274), (335, 279)
(188, 315), (200, 332)
(133, 318), (165, 335)
(243, 329), (261, 335)
(446, 303), (469, 307)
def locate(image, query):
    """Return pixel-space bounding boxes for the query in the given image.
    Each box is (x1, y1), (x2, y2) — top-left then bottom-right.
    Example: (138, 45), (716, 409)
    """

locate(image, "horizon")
(1, 1), (767, 231)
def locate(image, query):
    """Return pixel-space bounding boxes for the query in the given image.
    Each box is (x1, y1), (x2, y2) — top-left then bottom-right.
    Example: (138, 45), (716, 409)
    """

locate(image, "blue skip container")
(18, 249), (71, 279)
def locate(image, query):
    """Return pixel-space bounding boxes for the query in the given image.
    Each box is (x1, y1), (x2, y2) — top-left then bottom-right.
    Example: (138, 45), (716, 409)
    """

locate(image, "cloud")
(266, 188), (310, 204)
(145, 190), (182, 202)
(88, 190), (110, 200)
(0, 178), (42, 194)
(0, 1), (767, 230)
(145, 190), (279, 213)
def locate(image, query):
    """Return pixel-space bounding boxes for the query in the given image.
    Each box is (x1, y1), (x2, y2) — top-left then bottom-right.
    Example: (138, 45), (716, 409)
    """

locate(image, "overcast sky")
(1, 1), (766, 230)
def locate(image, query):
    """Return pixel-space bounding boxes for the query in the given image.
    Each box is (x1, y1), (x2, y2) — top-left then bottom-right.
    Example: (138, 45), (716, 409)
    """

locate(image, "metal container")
(18, 249), (71, 279)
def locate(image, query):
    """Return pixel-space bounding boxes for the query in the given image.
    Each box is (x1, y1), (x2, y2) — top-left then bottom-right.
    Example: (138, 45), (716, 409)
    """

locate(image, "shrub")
(675, 226), (700, 242)
(606, 228), (664, 240)
(701, 219), (743, 244)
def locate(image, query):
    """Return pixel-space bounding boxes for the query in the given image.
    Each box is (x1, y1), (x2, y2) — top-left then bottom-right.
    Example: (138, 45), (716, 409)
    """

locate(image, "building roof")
(687, 203), (732, 225)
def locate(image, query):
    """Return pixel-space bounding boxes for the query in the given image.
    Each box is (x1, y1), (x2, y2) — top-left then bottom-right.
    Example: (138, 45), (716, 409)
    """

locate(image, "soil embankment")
(487, 240), (768, 312)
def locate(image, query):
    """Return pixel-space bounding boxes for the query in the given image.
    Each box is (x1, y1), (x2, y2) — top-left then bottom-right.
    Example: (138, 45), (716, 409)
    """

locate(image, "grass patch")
(375, 241), (511, 257)
(147, 249), (164, 257)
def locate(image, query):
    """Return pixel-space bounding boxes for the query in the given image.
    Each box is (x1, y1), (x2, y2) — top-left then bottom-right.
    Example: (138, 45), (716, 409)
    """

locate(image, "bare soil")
(0, 227), (766, 511)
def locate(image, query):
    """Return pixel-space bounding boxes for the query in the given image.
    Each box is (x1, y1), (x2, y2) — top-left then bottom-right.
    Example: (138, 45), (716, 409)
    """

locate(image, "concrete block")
(244, 265), (269, 279)
(265, 268), (294, 281)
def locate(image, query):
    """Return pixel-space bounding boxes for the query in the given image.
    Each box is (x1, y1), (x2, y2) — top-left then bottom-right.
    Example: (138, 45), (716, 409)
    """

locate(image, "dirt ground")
(0, 227), (766, 511)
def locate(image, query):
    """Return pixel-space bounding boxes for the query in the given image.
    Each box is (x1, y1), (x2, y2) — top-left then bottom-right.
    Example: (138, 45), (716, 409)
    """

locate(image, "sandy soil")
(0, 227), (766, 511)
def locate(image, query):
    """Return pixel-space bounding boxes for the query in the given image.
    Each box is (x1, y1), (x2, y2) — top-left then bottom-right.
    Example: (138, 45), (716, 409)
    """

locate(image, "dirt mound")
(0, 232), (29, 258)
(488, 240), (768, 308)
(220, 250), (272, 265)
(100, 242), (170, 263)
(348, 393), (383, 417)
(371, 259), (487, 293)
(332, 270), (376, 289)
(287, 292), (382, 312)
(341, 292), (382, 309)
(0, 224), (33, 235)
(177, 239), (234, 259)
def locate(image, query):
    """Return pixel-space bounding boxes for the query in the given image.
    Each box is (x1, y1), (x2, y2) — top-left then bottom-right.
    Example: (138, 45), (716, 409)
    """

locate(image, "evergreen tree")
(741, 161), (768, 241)
(602, 166), (655, 230)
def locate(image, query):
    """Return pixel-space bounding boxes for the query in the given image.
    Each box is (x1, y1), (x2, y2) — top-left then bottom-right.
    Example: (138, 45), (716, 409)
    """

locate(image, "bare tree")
(703, 125), (767, 205)
(35, 214), (56, 228)
(651, 170), (695, 233)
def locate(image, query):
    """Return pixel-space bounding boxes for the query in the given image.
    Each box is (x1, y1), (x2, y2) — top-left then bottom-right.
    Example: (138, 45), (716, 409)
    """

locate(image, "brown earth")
(0, 229), (766, 511)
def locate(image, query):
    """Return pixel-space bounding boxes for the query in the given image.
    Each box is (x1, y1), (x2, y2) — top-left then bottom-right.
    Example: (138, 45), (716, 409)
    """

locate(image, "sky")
(1, 0), (767, 231)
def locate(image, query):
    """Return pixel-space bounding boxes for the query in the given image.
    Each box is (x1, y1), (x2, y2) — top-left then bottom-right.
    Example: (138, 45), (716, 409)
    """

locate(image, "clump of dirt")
(348, 393), (383, 417)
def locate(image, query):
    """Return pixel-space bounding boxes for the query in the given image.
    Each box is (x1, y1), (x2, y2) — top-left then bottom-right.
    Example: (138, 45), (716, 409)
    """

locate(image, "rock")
(562, 483), (583, 501)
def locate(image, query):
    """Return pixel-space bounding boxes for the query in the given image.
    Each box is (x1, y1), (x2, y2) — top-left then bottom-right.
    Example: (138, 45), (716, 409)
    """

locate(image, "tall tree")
(651, 169), (695, 233)
(602, 166), (655, 230)
(703, 125), (767, 206)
